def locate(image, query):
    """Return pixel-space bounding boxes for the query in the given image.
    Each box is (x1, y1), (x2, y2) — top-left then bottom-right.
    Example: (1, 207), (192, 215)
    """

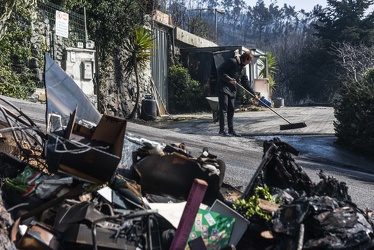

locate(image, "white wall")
(63, 48), (96, 96)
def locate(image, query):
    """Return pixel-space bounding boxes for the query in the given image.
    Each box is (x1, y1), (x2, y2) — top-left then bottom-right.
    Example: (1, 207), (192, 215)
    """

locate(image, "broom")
(236, 82), (307, 130)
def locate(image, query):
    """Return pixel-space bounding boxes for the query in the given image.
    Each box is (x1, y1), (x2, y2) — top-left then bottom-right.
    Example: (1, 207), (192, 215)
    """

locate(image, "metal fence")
(37, 0), (86, 42)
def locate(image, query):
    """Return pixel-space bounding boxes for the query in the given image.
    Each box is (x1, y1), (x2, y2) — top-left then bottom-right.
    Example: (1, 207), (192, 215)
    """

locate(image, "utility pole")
(215, 8), (225, 43)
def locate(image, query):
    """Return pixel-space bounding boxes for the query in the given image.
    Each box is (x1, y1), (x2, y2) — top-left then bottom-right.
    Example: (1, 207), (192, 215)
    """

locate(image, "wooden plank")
(150, 78), (167, 116)
(258, 198), (279, 213)
(169, 179), (208, 250)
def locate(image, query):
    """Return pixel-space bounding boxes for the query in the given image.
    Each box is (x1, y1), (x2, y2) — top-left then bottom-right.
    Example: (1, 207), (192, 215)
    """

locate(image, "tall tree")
(62, 0), (148, 54)
(293, 0), (374, 103)
(187, 13), (212, 40)
(314, 0), (374, 46)
(332, 42), (374, 82)
(169, 1), (187, 29)
(206, 0), (219, 9)
(251, 0), (272, 46)
(267, 3), (283, 39)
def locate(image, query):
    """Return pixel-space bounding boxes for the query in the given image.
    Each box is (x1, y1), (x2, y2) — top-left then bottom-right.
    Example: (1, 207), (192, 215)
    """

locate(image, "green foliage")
(0, 2), (36, 99)
(60, 0), (150, 115)
(168, 64), (204, 113)
(285, 35), (341, 103)
(123, 26), (155, 119)
(314, 0), (374, 47)
(361, 67), (374, 81)
(123, 26), (155, 77)
(291, 0), (374, 104)
(62, 0), (145, 50)
(334, 68), (374, 155)
(259, 51), (278, 94)
(233, 186), (280, 221)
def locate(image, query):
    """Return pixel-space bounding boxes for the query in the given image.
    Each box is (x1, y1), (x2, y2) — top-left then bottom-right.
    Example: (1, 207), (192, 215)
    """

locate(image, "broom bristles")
(280, 122), (307, 130)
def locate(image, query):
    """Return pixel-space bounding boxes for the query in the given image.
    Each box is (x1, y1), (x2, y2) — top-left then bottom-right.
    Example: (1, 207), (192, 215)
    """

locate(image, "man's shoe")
(229, 131), (241, 137)
(219, 130), (230, 136)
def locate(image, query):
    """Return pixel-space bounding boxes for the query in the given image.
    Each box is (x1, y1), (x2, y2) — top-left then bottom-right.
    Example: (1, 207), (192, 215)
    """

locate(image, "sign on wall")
(55, 10), (69, 38)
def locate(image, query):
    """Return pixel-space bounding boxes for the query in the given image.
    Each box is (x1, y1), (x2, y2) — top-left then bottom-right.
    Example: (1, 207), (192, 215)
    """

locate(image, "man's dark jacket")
(216, 56), (256, 97)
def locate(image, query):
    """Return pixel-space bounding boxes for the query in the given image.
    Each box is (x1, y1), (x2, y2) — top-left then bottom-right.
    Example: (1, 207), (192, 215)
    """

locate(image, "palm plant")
(123, 26), (155, 119)
(259, 51), (278, 94)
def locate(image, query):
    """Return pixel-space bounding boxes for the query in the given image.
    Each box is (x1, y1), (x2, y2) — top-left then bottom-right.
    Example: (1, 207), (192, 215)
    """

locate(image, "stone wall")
(28, 11), (50, 90)
(28, 6), (74, 103)
(29, 7), (153, 118)
(30, 8), (76, 87)
(98, 50), (153, 118)
(97, 17), (154, 118)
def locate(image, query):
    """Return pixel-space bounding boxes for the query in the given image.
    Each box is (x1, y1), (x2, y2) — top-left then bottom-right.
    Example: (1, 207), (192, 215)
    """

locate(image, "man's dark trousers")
(218, 91), (235, 133)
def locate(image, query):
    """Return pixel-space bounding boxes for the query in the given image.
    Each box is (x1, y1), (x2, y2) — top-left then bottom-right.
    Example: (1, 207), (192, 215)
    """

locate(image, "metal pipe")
(84, 7), (88, 42)
(215, 8), (225, 43)
(215, 9), (217, 42)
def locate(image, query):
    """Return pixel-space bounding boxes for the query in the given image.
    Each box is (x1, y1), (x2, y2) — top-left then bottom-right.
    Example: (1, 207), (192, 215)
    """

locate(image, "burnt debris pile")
(0, 94), (229, 249)
(238, 138), (374, 250)
(0, 110), (373, 249)
(0, 55), (373, 249)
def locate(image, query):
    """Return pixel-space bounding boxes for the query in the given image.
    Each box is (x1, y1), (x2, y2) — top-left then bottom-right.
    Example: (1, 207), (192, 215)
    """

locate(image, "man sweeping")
(216, 50), (257, 137)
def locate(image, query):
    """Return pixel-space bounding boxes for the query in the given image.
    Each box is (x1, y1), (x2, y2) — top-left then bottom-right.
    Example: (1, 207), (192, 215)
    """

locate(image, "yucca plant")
(123, 26), (155, 119)
(259, 51), (278, 94)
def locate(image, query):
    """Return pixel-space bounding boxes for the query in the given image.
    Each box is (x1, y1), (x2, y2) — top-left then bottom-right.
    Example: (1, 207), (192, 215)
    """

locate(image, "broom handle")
(236, 82), (292, 125)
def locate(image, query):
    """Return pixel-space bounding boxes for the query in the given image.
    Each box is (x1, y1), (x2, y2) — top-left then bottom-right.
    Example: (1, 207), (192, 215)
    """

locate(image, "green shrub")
(333, 68), (374, 155)
(168, 64), (204, 113)
(233, 186), (280, 222)
(0, 3), (36, 99)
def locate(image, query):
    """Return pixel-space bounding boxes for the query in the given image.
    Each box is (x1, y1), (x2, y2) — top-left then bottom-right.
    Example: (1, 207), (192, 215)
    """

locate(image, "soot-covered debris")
(0, 90), (373, 249)
(238, 137), (374, 250)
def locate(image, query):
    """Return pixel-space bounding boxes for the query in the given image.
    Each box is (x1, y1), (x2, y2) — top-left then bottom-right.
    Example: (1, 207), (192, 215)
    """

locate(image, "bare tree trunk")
(127, 64), (140, 119)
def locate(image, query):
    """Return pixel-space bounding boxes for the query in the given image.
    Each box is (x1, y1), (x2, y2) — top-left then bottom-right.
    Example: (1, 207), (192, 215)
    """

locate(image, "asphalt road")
(1, 94), (373, 211)
(125, 121), (374, 211)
